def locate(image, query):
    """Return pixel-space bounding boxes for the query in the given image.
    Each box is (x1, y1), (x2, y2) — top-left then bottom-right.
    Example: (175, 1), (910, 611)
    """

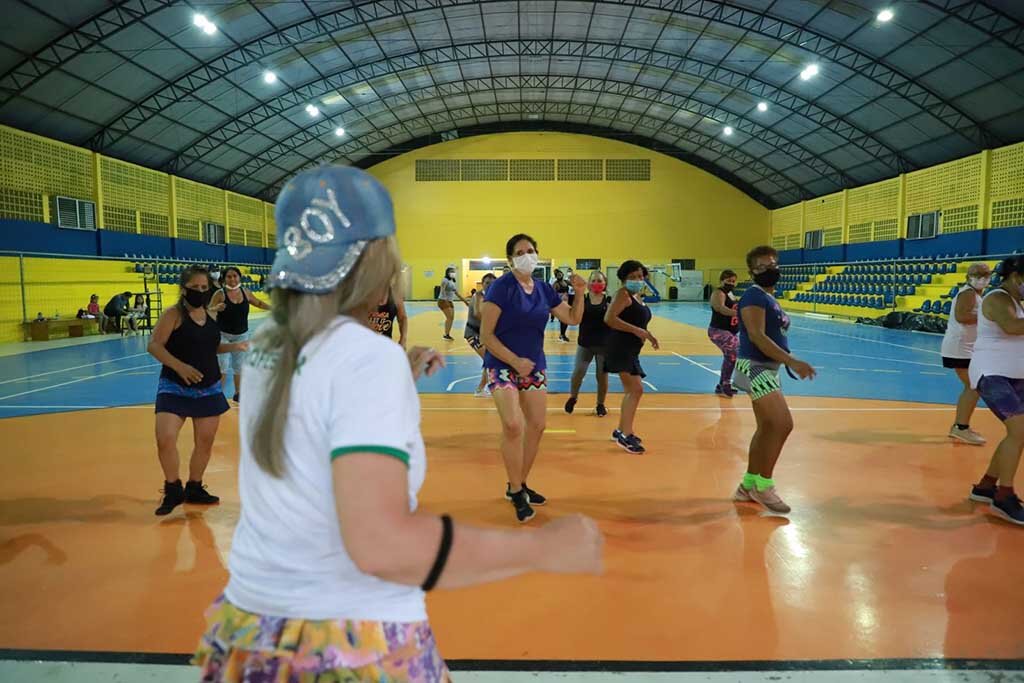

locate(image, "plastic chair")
(915, 299), (932, 313)
(942, 300), (952, 315)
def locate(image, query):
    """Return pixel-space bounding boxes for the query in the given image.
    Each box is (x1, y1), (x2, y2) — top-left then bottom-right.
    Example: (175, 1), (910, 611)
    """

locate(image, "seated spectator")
(125, 294), (149, 335)
(104, 291), (132, 332)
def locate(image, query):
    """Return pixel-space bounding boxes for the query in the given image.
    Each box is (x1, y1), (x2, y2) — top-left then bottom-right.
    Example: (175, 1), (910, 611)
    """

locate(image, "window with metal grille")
(461, 159), (509, 181)
(558, 159), (602, 181)
(907, 212), (938, 240)
(576, 258), (601, 270)
(804, 230), (824, 250)
(510, 159), (554, 181)
(415, 159), (460, 181)
(605, 159), (651, 181)
(204, 222), (226, 245)
(52, 196), (96, 231)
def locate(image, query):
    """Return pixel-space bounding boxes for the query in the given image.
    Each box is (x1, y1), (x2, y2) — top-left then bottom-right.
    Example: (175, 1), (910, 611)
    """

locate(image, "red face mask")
(590, 282), (606, 294)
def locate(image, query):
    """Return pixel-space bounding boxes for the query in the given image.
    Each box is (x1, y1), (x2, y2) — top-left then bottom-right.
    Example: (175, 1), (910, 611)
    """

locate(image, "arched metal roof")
(1, 0), (1022, 208)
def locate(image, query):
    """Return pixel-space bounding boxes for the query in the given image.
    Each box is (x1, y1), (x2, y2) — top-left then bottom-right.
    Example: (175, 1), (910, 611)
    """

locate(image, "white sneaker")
(949, 426), (986, 446)
(474, 388), (491, 398)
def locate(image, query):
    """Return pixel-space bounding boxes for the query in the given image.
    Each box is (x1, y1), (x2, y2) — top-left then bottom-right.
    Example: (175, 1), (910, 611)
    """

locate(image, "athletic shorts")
(942, 356), (971, 369)
(976, 375), (1024, 422)
(464, 324), (482, 350)
(733, 358), (782, 401)
(218, 331), (250, 374)
(487, 368), (547, 392)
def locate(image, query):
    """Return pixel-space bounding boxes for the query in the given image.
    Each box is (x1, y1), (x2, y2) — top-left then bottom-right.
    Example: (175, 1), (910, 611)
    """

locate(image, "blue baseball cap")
(269, 165), (395, 293)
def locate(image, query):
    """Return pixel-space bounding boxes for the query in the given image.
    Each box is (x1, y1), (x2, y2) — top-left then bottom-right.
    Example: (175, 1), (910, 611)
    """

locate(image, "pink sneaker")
(732, 484), (754, 502)
(750, 486), (791, 514)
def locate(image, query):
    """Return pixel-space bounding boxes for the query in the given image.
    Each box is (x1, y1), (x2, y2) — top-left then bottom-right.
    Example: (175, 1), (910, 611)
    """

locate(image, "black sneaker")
(155, 480), (185, 516)
(509, 489), (535, 523)
(184, 480), (220, 505)
(715, 384), (737, 398)
(991, 494), (1024, 526)
(614, 431), (645, 454)
(595, 403), (607, 417)
(611, 429), (642, 443)
(970, 483), (997, 503)
(442, 335), (454, 341)
(564, 396), (577, 414)
(232, 392), (240, 403)
(505, 482), (546, 506)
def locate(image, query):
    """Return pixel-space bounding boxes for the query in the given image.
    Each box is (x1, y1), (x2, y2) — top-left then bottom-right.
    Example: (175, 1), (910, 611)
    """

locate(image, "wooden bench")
(22, 318), (99, 341)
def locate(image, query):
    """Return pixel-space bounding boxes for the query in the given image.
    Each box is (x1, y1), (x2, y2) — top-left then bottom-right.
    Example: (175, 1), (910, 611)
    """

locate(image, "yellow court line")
(545, 429), (577, 434)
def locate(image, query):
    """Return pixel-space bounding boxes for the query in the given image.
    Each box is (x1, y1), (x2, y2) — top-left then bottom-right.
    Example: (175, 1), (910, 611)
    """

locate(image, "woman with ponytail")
(147, 266), (249, 516)
(194, 167), (603, 682)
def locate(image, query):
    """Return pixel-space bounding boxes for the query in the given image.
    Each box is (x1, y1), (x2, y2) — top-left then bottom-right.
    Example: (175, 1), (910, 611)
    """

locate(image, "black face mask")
(721, 283), (735, 293)
(183, 287), (210, 308)
(752, 268), (781, 288)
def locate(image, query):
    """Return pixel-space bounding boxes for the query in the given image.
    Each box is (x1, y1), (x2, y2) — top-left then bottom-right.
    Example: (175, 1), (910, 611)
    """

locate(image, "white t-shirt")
(226, 317), (427, 621)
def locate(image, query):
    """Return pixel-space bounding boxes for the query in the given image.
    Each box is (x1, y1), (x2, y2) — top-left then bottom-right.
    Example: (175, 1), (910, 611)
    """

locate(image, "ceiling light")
(877, 8), (894, 22)
(757, 101), (768, 112)
(263, 70), (277, 84)
(527, 113), (540, 120)
(800, 63), (820, 80)
(201, 21), (217, 35)
(334, 127), (345, 137)
(723, 126), (734, 136)
(305, 104), (320, 117)
(193, 13), (208, 28)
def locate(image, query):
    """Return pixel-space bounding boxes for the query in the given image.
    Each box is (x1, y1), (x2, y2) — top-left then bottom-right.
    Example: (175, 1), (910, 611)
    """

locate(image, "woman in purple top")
(481, 233), (586, 523)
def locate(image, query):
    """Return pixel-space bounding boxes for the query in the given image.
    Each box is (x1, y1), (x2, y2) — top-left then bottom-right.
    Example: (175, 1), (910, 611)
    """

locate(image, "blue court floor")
(0, 302), (964, 419)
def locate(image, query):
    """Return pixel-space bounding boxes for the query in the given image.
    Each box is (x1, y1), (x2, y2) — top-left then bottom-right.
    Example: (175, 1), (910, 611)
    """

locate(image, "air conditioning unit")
(51, 196), (97, 231)
(204, 222), (226, 245)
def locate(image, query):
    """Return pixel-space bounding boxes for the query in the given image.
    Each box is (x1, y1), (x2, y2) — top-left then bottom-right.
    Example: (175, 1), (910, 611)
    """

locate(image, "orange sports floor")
(1, 393), (1020, 662)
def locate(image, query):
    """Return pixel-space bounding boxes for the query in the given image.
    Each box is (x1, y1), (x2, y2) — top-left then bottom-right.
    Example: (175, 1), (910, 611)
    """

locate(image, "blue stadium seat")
(942, 300), (952, 315)
(915, 299), (932, 313)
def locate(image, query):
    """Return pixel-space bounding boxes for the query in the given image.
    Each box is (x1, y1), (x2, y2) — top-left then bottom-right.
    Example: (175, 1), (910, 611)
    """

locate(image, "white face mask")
(969, 276), (990, 291)
(226, 284), (242, 291)
(211, 271), (221, 280)
(512, 252), (539, 274)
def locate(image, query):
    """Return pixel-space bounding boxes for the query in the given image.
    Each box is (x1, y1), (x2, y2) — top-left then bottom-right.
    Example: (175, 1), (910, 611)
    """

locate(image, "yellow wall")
(368, 132), (769, 300)
(771, 140), (1024, 246)
(0, 124), (275, 246)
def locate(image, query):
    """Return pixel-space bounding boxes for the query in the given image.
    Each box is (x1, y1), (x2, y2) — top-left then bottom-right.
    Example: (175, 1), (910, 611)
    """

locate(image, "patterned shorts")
(487, 367), (547, 392)
(977, 375), (1024, 422)
(733, 358), (782, 401)
(194, 594), (450, 682)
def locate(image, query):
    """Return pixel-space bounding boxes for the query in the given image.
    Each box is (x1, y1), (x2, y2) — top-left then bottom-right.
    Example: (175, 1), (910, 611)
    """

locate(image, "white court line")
(642, 380), (658, 391)
(670, 352), (719, 376)
(870, 369), (901, 373)
(0, 363), (159, 401)
(790, 324), (942, 355)
(0, 351), (152, 386)
(0, 404), (151, 410)
(801, 349), (937, 367)
(919, 371), (946, 376)
(839, 367), (867, 372)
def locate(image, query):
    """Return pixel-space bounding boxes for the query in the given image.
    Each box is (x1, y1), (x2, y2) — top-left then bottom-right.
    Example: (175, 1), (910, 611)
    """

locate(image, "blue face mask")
(625, 280), (645, 294)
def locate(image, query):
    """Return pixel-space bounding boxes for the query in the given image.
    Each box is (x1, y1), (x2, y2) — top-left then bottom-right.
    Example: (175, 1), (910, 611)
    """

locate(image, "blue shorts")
(977, 375), (1024, 422)
(218, 331), (250, 374)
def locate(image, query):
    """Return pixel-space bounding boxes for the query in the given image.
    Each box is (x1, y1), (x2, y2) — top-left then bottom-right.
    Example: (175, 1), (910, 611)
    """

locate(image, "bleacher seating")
(137, 260), (271, 293)
(777, 255), (1002, 321)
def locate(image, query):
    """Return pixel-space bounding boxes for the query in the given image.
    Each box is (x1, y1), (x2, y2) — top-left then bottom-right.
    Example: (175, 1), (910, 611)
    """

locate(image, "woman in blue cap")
(194, 167), (603, 682)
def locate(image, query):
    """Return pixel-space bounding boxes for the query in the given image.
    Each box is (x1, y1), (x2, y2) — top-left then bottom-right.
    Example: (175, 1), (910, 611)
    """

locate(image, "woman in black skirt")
(148, 266), (249, 516)
(605, 261), (659, 454)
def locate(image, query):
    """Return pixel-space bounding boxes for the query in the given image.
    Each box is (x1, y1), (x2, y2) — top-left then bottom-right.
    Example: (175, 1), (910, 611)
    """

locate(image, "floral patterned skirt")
(193, 594), (451, 682)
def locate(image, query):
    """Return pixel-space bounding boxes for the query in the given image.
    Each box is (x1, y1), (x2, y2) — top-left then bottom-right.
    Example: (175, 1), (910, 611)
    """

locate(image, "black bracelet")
(421, 514), (453, 592)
